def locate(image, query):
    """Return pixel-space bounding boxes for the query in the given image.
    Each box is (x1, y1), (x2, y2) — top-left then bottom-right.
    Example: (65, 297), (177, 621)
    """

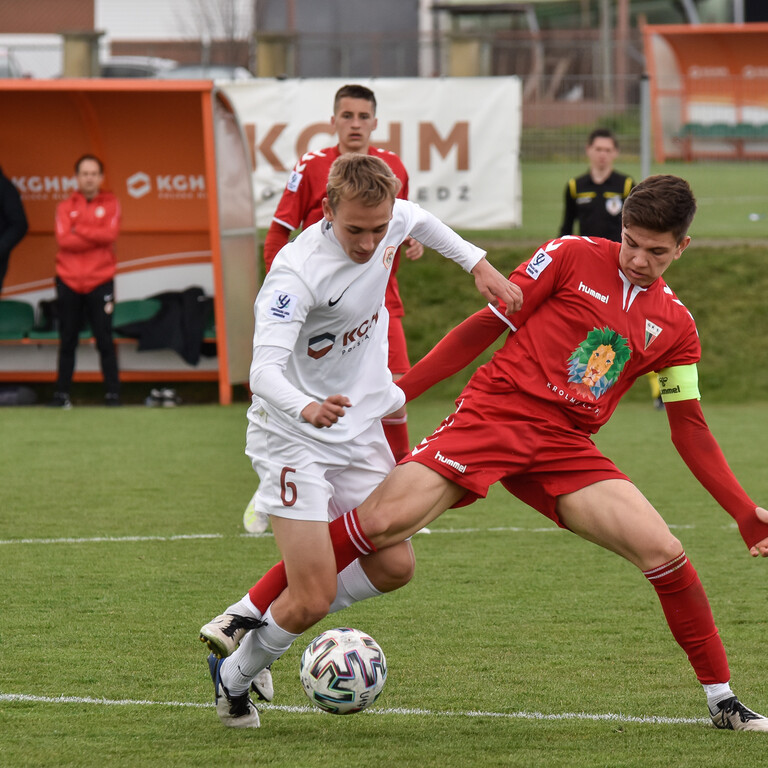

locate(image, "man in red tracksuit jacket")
(50, 154), (121, 408)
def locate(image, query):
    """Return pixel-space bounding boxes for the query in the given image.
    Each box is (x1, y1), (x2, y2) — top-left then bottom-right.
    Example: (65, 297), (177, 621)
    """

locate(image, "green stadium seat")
(26, 328), (59, 340)
(27, 325), (93, 341)
(112, 298), (162, 337)
(678, 122), (700, 137)
(0, 299), (35, 340)
(113, 299), (162, 327)
(706, 123), (732, 138)
(735, 123), (760, 139)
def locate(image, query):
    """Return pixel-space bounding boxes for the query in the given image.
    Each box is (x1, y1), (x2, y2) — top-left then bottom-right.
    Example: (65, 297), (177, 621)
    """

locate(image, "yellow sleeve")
(656, 364), (701, 403)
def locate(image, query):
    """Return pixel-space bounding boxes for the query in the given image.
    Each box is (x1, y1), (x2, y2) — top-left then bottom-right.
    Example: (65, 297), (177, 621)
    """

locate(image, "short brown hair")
(622, 175), (697, 244)
(333, 84), (376, 114)
(588, 127), (618, 149)
(325, 154), (401, 212)
(75, 154), (104, 174)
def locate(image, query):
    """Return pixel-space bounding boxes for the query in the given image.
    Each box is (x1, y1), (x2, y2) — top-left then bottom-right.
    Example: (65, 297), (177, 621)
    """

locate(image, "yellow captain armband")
(656, 364), (701, 403)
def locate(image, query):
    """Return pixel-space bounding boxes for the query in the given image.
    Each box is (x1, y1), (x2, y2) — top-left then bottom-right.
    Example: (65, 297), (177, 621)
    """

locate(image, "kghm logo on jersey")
(567, 326), (631, 401)
(307, 332), (335, 359)
(341, 310), (380, 356)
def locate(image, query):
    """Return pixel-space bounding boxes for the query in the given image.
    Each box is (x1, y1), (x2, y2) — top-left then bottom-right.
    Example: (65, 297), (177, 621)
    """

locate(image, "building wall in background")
(0, 0), (94, 32)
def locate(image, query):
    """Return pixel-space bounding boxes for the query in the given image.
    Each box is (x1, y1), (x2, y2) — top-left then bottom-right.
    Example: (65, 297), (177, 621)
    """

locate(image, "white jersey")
(248, 198), (485, 444)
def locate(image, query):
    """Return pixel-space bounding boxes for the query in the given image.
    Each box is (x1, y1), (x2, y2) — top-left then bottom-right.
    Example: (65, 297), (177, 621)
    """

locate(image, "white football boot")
(208, 654), (260, 728)
(200, 613), (265, 658)
(243, 491), (270, 534)
(709, 696), (768, 731)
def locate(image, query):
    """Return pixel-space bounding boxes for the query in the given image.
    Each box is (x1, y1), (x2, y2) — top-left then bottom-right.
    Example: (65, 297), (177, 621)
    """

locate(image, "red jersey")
(272, 145), (410, 317)
(470, 235), (700, 433)
(55, 190), (121, 294)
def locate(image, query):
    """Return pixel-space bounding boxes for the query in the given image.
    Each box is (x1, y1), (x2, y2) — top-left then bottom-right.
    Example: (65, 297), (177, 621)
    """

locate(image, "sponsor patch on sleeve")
(268, 290), (299, 321)
(525, 249), (553, 280)
(286, 170), (302, 193)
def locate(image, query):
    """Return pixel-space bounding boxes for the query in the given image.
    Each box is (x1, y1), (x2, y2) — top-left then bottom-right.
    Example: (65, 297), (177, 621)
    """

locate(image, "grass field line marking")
(0, 524), (698, 546)
(0, 534), (227, 546)
(0, 693), (707, 725)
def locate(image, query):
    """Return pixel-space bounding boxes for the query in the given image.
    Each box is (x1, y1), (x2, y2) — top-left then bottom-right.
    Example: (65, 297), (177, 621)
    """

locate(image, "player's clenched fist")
(302, 394), (352, 428)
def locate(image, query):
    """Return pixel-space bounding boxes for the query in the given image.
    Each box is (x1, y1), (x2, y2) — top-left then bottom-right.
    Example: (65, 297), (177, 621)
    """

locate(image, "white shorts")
(245, 408), (394, 523)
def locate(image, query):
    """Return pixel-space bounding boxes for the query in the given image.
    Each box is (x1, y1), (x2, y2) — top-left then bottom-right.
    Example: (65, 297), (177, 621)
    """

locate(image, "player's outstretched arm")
(666, 398), (768, 554)
(397, 308), (507, 402)
(471, 257), (523, 316)
(301, 394), (352, 428)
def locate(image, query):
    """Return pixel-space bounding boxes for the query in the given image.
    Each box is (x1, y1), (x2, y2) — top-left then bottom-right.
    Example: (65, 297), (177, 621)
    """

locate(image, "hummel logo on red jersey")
(435, 450), (467, 474)
(578, 281), (609, 304)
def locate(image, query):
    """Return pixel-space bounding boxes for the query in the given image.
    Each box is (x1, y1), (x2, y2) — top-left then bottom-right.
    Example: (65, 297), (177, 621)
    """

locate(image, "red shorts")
(401, 387), (628, 528)
(387, 315), (410, 376)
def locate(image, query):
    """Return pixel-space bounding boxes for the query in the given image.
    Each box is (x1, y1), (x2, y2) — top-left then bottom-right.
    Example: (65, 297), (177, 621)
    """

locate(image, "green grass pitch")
(1, 399), (767, 767)
(2, 157), (767, 766)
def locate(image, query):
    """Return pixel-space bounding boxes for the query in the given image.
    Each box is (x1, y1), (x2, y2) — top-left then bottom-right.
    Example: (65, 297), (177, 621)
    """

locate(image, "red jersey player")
(207, 175), (768, 731)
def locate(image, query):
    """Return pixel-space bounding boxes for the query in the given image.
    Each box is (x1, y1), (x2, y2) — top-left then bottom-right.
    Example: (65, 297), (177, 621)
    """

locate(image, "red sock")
(247, 509), (377, 614)
(644, 552), (730, 684)
(382, 415), (410, 463)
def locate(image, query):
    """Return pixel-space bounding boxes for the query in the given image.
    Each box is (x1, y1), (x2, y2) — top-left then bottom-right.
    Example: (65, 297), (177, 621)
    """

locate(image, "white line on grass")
(0, 692), (707, 726)
(0, 534), (228, 546)
(0, 523), (704, 546)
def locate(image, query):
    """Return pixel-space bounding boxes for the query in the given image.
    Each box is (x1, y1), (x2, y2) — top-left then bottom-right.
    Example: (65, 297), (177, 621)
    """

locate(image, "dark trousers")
(55, 277), (120, 396)
(0, 250), (10, 294)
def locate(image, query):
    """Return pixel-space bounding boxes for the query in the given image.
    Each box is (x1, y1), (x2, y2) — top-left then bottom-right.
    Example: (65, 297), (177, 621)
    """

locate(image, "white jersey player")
(202, 153), (524, 728)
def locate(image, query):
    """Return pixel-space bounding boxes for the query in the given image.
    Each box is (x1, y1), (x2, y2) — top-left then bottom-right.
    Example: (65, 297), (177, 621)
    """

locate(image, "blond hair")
(325, 154), (402, 212)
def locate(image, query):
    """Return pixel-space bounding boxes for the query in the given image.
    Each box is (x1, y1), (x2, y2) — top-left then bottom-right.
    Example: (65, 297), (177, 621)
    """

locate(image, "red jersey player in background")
(211, 175), (768, 731)
(243, 84), (424, 534)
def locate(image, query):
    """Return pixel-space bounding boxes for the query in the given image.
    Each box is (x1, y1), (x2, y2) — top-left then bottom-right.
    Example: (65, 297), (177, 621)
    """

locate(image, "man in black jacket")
(0, 165), (28, 294)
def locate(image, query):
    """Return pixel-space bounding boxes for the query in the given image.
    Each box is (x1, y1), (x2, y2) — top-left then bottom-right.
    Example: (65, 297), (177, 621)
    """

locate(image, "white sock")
(225, 594), (262, 620)
(329, 559), (383, 614)
(220, 606), (299, 695)
(703, 682), (734, 709)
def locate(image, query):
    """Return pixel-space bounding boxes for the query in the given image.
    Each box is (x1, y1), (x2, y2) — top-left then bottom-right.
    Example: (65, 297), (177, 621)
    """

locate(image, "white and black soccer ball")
(299, 627), (387, 714)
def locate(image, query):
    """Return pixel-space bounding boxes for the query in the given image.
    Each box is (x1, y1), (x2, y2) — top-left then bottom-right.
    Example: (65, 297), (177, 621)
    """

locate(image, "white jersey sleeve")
(250, 345), (314, 420)
(395, 199), (486, 272)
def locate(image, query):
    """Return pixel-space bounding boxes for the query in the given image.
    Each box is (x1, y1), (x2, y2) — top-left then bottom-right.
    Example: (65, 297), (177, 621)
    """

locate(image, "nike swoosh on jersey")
(328, 287), (350, 307)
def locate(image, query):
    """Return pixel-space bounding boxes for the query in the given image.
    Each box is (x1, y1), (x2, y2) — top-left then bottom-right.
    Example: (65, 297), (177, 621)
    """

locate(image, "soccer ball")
(299, 627), (387, 714)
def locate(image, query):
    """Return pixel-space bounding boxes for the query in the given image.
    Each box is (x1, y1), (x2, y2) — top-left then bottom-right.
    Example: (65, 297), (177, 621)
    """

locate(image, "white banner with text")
(222, 77), (522, 229)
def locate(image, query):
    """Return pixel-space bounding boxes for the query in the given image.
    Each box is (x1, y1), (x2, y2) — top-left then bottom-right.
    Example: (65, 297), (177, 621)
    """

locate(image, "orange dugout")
(643, 23), (768, 162)
(0, 79), (258, 404)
